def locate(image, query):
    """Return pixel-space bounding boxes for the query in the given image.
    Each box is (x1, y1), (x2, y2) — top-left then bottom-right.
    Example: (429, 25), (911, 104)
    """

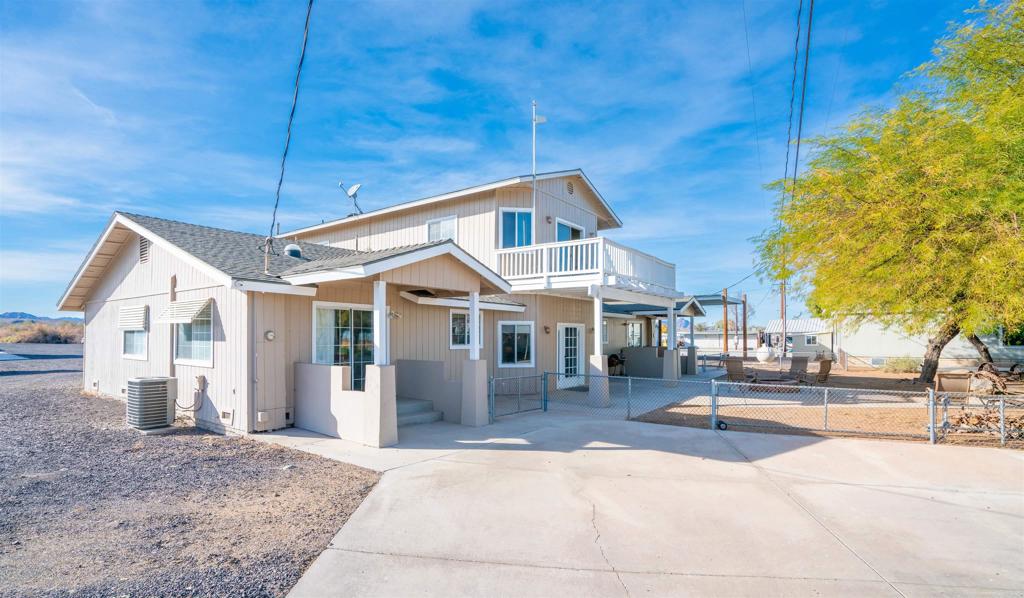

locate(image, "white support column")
(668, 303), (678, 349)
(373, 280), (387, 366)
(592, 287), (603, 356)
(689, 315), (696, 347)
(468, 291), (480, 361)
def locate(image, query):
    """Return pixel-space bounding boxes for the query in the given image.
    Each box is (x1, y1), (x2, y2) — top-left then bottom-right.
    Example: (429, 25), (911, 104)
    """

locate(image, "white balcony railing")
(495, 237), (676, 296)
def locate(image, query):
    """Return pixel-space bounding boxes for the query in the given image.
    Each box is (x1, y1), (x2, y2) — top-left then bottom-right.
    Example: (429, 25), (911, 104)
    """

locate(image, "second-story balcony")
(495, 237), (677, 298)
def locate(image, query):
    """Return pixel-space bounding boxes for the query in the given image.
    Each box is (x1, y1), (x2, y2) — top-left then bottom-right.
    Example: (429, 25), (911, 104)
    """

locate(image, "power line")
(265, 0), (314, 271)
(782, 0), (804, 190)
(740, 0), (765, 208)
(791, 0), (815, 195)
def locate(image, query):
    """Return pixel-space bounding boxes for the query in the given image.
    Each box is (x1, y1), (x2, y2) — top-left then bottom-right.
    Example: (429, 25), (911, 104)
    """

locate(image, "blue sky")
(0, 0), (974, 320)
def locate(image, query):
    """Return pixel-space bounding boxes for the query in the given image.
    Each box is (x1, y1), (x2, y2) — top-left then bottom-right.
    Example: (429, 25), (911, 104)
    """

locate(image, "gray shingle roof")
(278, 241), (452, 277)
(119, 212), (362, 283)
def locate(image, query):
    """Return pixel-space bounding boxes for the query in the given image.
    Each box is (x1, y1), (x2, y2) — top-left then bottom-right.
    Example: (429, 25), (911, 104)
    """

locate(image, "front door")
(556, 324), (585, 388)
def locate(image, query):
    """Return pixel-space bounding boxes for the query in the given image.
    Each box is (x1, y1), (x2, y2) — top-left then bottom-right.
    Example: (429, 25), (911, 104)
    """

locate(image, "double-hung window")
(313, 302), (375, 390)
(500, 209), (532, 248)
(498, 321), (534, 367)
(450, 310), (483, 349)
(626, 321), (642, 347)
(118, 305), (148, 360)
(427, 215), (457, 242)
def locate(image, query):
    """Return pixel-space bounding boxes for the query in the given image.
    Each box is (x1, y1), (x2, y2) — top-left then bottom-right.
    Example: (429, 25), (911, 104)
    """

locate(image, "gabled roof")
(58, 212), (510, 311)
(279, 169), (623, 238)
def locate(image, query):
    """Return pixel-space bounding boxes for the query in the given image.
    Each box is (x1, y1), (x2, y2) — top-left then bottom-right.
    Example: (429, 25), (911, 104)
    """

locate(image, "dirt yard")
(0, 344), (380, 597)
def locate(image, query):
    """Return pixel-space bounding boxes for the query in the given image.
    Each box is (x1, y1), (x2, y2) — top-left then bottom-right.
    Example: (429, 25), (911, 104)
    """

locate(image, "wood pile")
(947, 409), (1024, 439)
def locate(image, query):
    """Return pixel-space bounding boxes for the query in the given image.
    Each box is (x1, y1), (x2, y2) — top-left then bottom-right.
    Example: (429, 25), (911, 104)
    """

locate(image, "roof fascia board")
(231, 279), (318, 296)
(58, 214), (120, 310)
(283, 243), (511, 293)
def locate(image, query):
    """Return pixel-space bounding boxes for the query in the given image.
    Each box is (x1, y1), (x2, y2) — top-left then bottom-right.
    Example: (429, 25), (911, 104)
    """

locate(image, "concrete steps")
(397, 397), (443, 427)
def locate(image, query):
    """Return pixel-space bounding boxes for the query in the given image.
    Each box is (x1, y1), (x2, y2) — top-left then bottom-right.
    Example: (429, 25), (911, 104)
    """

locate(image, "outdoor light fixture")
(264, 330), (276, 341)
(544, 325), (551, 334)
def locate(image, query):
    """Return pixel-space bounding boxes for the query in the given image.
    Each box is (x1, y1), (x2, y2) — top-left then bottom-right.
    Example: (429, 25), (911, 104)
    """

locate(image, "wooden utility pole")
(780, 280), (788, 363)
(742, 293), (748, 359)
(722, 288), (729, 354)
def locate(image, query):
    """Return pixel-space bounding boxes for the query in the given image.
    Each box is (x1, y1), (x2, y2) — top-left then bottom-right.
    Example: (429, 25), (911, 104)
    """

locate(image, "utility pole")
(722, 288), (729, 354)
(780, 280), (787, 368)
(742, 292), (748, 359)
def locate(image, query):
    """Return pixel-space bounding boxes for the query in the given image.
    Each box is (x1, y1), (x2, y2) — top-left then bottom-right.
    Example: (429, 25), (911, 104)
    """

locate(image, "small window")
(175, 303), (213, 366)
(500, 209), (532, 248)
(450, 310), (484, 349)
(139, 237), (150, 263)
(499, 321), (534, 367)
(122, 330), (147, 359)
(626, 321), (642, 347)
(602, 319), (608, 344)
(427, 215), (457, 243)
(805, 335), (817, 345)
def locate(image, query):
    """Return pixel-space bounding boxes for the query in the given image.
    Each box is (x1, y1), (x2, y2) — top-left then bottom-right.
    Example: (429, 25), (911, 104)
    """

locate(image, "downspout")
(168, 275), (176, 379)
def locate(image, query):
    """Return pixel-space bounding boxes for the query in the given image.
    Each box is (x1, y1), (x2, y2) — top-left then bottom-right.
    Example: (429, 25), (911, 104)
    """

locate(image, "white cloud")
(0, 249), (83, 283)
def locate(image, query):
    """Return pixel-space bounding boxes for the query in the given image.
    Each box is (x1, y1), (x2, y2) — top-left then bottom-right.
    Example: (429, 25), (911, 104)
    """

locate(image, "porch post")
(587, 285), (609, 407)
(668, 302), (678, 349)
(469, 291), (480, 361)
(373, 280), (388, 365)
(593, 288), (603, 357)
(689, 315), (695, 347)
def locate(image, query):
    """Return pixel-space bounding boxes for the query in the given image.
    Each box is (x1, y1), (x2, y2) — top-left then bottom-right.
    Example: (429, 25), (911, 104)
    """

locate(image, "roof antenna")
(340, 180), (363, 216)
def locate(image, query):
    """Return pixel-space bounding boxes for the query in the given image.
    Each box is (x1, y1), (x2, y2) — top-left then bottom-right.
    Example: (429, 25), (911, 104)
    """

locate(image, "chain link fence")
(488, 372), (1022, 447)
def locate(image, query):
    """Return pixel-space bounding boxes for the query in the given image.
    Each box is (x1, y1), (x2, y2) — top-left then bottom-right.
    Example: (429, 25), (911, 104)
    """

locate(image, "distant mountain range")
(0, 312), (83, 323)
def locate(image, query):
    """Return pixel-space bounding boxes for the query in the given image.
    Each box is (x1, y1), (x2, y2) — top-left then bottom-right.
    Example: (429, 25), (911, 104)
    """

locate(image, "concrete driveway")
(273, 415), (1024, 597)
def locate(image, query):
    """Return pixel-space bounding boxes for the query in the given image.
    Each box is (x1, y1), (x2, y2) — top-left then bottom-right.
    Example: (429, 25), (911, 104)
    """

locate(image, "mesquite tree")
(757, 1), (1024, 383)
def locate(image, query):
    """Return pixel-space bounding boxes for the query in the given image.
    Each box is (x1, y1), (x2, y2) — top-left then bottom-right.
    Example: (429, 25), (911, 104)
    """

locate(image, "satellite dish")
(339, 180), (364, 215)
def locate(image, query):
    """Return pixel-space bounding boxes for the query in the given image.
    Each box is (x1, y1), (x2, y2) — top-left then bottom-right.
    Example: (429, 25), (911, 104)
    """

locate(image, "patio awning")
(155, 298), (211, 324)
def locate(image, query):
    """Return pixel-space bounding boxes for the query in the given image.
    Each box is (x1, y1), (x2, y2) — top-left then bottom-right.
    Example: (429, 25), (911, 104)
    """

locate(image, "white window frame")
(426, 214), (458, 243)
(449, 309), (483, 350)
(555, 217), (585, 241)
(311, 299), (382, 363)
(497, 320), (535, 368)
(805, 334), (818, 345)
(122, 329), (148, 361)
(498, 208), (533, 249)
(626, 321), (643, 347)
(173, 302), (214, 368)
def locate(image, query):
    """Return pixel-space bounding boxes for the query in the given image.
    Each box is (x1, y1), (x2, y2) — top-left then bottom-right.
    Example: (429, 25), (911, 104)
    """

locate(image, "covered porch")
(267, 241), (512, 448)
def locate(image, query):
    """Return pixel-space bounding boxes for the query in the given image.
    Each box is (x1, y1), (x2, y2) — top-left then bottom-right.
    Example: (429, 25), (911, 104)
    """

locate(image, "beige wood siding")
(289, 174), (612, 273)
(81, 233), (251, 434)
(379, 254), (480, 293)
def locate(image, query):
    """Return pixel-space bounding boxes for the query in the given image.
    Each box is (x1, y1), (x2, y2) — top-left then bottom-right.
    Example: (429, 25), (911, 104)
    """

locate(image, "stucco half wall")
(294, 363), (398, 448)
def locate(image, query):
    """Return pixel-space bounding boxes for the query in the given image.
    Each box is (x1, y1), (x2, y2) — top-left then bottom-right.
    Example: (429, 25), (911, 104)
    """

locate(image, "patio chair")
(802, 359), (832, 384)
(783, 356), (809, 380)
(724, 357), (755, 383)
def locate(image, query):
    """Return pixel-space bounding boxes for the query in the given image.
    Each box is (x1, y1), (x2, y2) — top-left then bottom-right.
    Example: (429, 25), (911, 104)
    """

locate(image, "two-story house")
(58, 170), (704, 447)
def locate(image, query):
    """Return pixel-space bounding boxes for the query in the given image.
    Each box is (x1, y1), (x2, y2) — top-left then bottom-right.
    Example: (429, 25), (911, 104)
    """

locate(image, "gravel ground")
(0, 343), (380, 597)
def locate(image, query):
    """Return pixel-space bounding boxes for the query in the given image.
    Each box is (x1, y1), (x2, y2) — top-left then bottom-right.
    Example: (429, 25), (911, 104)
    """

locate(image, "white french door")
(556, 323), (585, 388)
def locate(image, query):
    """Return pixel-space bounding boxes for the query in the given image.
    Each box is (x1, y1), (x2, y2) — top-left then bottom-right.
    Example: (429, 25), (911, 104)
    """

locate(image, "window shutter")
(117, 305), (148, 330)
(139, 237), (150, 263)
(155, 298), (212, 324)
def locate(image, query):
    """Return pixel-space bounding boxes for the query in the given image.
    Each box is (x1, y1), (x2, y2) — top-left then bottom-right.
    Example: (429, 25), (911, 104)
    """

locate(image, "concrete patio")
(256, 412), (1024, 598)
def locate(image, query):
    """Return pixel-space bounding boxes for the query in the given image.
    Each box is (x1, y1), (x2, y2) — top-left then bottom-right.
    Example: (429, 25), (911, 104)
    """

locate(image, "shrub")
(0, 322), (83, 344)
(882, 357), (922, 373)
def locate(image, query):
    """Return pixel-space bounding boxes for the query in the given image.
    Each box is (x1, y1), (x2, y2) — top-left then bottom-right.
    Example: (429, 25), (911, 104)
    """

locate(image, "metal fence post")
(622, 378), (630, 419)
(710, 379), (718, 430)
(488, 377), (495, 424)
(823, 387), (829, 431)
(1000, 397), (1006, 447)
(927, 388), (936, 444)
(542, 372), (549, 412)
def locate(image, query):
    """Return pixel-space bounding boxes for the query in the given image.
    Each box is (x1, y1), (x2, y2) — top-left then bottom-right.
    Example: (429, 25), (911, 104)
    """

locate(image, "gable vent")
(566, 181), (574, 195)
(139, 237), (150, 263)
